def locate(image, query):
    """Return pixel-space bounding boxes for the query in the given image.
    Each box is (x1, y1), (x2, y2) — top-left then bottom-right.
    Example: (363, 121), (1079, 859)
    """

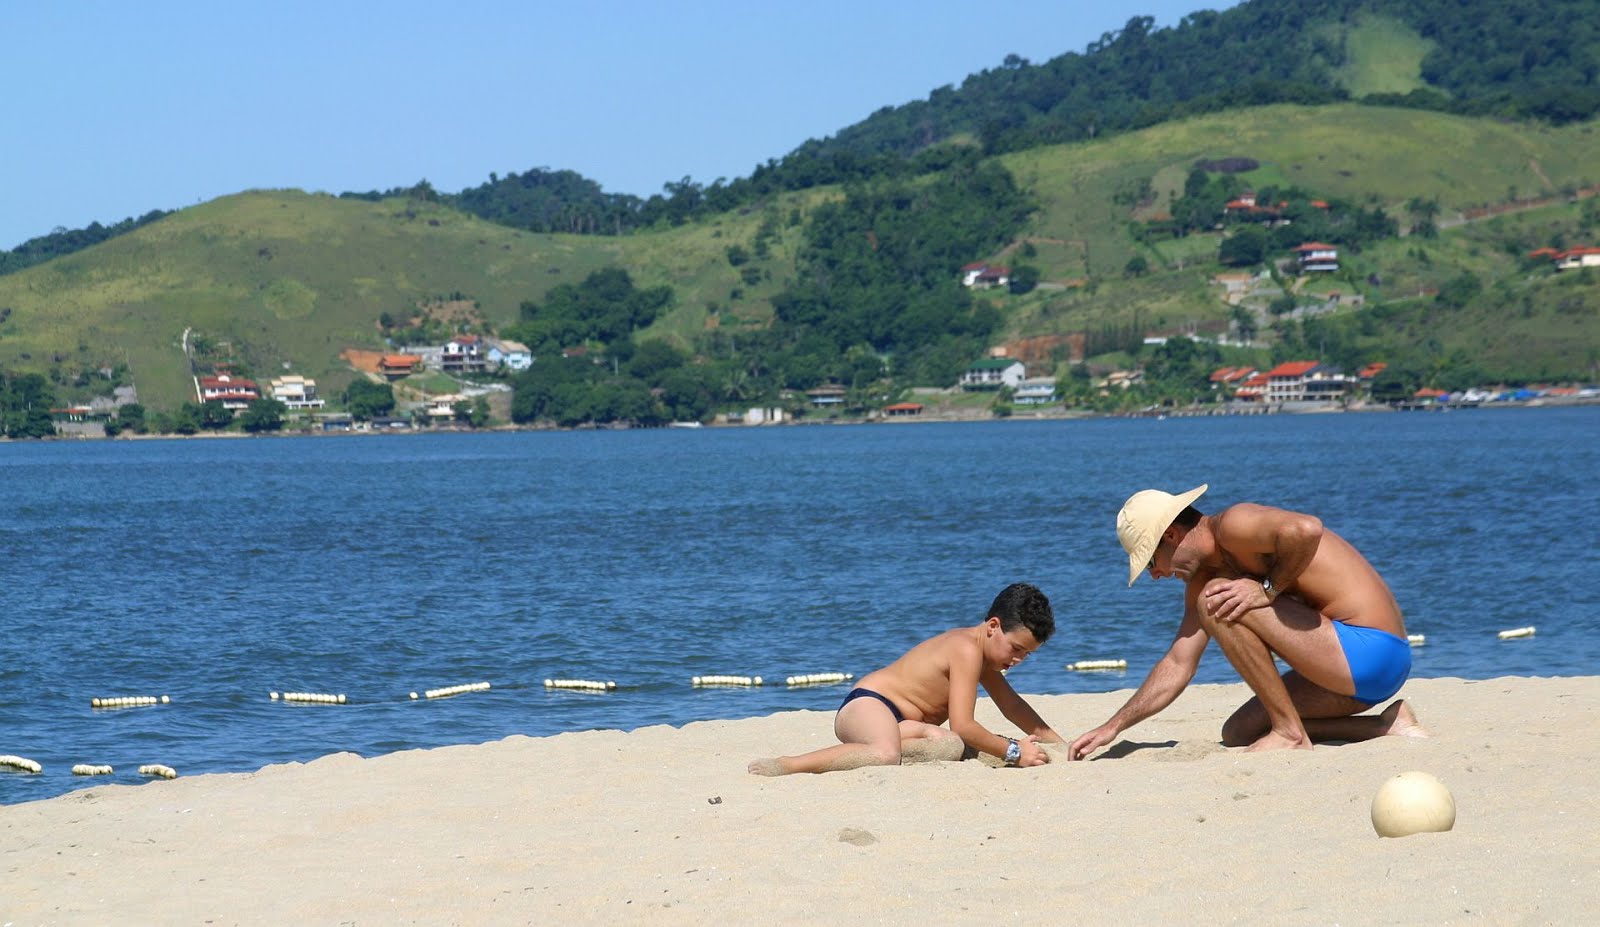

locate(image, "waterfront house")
(1013, 377), (1058, 405)
(882, 402), (924, 417)
(485, 338), (533, 371)
(960, 358), (1026, 391)
(268, 375), (326, 410)
(441, 336), (488, 373)
(1261, 360), (1349, 402)
(805, 384), (847, 407)
(196, 374), (261, 409)
(380, 354), (422, 379)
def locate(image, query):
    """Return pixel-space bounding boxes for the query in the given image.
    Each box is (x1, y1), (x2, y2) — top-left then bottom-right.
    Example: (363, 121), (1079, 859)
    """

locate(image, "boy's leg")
(898, 719), (966, 763)
(748, 696), (905, 776)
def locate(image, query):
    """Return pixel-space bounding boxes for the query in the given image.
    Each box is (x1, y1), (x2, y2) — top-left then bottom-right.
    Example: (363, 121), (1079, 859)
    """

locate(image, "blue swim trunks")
(1332, 622), (1412, 704)
(838, 687), (906, 723)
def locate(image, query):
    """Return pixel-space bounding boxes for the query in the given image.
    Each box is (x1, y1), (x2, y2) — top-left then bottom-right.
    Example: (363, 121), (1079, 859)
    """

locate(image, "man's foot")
(747, 758), (789, 776)
(1378, 699), (1430, 738)
(1245, 729), (1314, 752)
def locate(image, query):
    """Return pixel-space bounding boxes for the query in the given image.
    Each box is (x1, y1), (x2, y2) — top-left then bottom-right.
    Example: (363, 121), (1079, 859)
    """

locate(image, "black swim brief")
(838, 687), (906, 723)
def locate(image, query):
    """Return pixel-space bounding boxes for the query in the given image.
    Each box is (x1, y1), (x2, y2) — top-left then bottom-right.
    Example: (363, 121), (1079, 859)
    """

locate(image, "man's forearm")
(1106, 657), (1192, 733)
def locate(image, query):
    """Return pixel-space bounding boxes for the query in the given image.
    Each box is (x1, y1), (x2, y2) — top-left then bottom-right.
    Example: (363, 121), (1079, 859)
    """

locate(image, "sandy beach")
(3, 675), (1595, 925)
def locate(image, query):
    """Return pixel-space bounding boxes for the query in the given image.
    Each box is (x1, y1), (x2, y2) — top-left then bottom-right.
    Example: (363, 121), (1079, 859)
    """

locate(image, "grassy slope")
(1328, 14), (1434, 98)
(3, 105), (1598, 408)
(993, 104), (1600, 376)
(0, 189), (819, 408)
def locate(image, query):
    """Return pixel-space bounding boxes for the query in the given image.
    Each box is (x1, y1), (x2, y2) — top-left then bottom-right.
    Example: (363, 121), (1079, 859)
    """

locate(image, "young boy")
(748, 582), (1064, 775)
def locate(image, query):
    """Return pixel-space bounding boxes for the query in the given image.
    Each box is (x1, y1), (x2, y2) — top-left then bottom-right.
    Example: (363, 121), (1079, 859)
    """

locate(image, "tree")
(1008, 265), (1041, 294)
(1218, 226), (1267, 267)
(345, 379), (395, 420)
(1124, 254), (1150, 277)
(239, 398), (287, 433)
(199, 400), (234, 430)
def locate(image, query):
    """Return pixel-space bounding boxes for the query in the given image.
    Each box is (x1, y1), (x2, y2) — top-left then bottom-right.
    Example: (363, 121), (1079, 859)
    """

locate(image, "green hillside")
(2, 104), (1598, 415)
(0, 188), (821, 409)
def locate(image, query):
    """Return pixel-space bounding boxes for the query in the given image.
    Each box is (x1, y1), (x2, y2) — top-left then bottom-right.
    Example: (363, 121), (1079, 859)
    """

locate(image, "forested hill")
(802, 0), (1600, 165)
(4, 0), (1598, 267)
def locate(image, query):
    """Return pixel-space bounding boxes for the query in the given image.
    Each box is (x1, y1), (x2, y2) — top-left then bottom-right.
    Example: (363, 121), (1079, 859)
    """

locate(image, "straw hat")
(1117, 484), (1208, 586)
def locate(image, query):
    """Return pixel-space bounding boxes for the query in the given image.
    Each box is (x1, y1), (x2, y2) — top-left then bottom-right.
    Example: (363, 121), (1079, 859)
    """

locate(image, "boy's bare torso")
(854, 628), (979, 726)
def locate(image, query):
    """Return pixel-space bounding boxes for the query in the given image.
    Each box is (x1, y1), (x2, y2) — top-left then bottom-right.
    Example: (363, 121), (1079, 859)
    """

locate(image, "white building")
(486, 338), (533, 371)
(1013, 377), (1058, 405)
(268, 375), (326, 409)
(960, 358), (1026, 391)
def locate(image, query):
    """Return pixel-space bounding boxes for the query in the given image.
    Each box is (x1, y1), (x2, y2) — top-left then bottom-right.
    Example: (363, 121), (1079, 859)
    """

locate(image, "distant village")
(42, 234), (1600, 436)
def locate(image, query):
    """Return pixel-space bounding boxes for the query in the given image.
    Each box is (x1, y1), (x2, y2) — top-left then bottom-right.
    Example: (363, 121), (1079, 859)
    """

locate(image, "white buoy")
(784, 672), (853, 687)
(543, 679), (617, 691)
(138, 764), (178, 780)
(412, 682), (492, 700)
(1407, 634), (1426, 646)
(91, 695), (170, 708)
(272, 691), (347, 704)
(1497, 626), (1535, 640)
(72, 764), (114, 776)
(1371, 770), (1456, 837)
(0, 755), (43, 773)
(1066, 659), (1128, 671)
(691, 675), (763, 687)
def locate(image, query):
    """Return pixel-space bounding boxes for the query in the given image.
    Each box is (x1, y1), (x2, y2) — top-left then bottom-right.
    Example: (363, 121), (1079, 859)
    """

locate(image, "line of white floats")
(66, 627), (1544, 712)
(0, 756), (175, 779)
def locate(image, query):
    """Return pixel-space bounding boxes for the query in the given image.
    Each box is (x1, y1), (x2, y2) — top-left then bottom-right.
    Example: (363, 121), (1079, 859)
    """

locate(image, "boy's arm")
(980, 668), (1063, 744)
(945, 636), (1043, 764)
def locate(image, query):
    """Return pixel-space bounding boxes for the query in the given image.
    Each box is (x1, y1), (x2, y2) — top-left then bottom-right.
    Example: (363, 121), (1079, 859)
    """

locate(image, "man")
(1069, 484), (1427, 757)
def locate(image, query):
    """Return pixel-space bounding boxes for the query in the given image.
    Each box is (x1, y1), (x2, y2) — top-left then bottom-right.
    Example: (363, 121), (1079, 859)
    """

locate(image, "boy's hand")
(1017, 735), (1049, 767)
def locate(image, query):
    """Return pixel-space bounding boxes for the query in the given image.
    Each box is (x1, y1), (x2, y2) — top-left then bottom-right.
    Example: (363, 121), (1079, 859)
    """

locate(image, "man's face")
(1146, 529), (1191, 581)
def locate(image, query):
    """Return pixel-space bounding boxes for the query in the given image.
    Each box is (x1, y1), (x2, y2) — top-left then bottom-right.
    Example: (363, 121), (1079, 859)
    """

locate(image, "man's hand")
(1203, 577), (1272, 623)
(1016, 735), (1049, 767)
(1067, 724), (1118, 761)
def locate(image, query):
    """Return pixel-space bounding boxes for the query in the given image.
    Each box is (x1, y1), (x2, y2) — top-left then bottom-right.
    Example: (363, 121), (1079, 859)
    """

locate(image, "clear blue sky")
(3, 1), (1239, 250)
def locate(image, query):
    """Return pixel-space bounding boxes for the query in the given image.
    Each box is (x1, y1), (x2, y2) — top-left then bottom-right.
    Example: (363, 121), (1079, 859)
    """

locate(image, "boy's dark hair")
(1174, 505), (1204, 528)
(988, 582), (1054, 644)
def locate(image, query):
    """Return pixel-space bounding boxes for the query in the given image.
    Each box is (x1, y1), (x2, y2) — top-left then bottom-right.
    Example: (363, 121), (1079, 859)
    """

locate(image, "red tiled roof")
(883, 402), (923, 412)
(1358, 362), (1388, 379)
(199, 376), (258, 390)
(381, 354), (421, 366)
(1293, 242), (1337, 252)
(1264, 361), (1321, 378)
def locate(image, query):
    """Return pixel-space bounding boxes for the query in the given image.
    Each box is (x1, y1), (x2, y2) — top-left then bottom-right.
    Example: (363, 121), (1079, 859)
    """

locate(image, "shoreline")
(3, 675), (1596, 923)
(16, 394), (1598, 443)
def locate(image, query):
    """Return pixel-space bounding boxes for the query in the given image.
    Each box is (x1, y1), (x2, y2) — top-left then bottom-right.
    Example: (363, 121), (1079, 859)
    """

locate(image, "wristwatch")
(1004, 738), (1022, 766)
(1261, 575), (1278, 601)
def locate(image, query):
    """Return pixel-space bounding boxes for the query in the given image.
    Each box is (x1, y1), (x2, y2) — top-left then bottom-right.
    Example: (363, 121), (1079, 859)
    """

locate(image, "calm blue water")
(2, 408), (1597, 803)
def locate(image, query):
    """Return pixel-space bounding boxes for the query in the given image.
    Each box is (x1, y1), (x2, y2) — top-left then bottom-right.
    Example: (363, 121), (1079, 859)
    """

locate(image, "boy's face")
(984, 619), (1042, 670)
